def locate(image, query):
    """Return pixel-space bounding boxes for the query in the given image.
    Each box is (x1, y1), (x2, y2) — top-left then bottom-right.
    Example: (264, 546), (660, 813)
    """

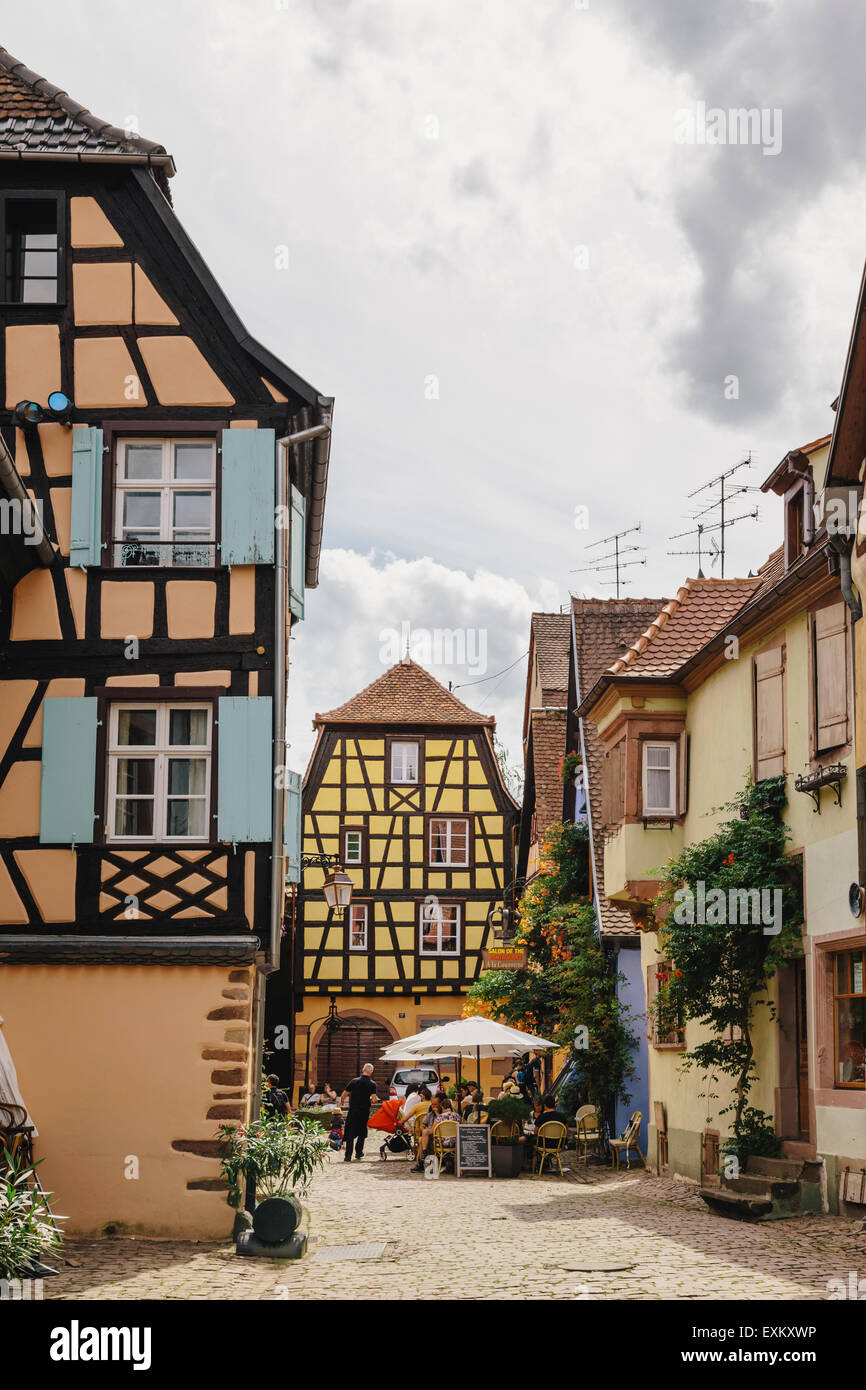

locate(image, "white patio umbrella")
(380, 1016), (556, 1092)
(0, 1015), (37, 1135)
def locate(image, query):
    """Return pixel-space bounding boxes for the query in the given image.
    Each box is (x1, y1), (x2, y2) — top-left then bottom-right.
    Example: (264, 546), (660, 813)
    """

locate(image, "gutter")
(0, 431), (55, 567)
(248, 413), (332, 1132)
(305, 397), (333, 589)
(570, 604), (603, 936)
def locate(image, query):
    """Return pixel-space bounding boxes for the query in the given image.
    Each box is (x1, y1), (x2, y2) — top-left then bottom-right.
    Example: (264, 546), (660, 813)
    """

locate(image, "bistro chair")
(574, 1105), (600, 1162)
(432, 1120), (459, 1173)
(0, 1102), (32, 1169)
(489, 1119), (519, 1141)
(609, 1111), (645, 1170)
(533, 1120), (568, 1177)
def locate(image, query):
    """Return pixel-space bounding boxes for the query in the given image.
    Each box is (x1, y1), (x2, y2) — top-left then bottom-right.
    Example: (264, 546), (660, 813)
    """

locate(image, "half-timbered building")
(0, 49), (332, 1237)
(268, 660), (518, 1097)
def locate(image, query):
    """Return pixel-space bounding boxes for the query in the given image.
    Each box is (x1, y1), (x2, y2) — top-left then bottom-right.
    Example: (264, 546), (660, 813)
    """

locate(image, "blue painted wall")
(614, 944), (649, 1154)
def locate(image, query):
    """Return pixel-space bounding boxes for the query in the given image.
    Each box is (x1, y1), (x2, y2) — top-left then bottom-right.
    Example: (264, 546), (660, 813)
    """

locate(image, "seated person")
(399, 1082), (424, 1126)
(529, 1095), (545, 1128)
(301, 1087), (323, 1107)
(410, 1095), (451, 1170)
(535, 1093), (569, 1130)
(461, 1085), (484, 1117)
(498, 1074), (523, 1099)
(321, 1081), (338, 1104)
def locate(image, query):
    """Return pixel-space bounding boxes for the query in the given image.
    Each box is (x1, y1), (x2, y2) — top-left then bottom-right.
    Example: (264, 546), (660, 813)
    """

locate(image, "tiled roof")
(572, 597), (668, 939)
(530, 613), (571, 705)
(0, 47), (174, 194)
(606, 577), (762, 678)
(529, 707), (567, 837)
(314, 659), (495, 727)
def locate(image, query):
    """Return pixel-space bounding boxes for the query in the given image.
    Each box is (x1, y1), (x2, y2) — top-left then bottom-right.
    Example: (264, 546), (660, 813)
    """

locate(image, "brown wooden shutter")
(601, 740), (625, 825)
(754, 647), (785, 778)
(814, 601), (849, 751)
(677, 730), (689, 816)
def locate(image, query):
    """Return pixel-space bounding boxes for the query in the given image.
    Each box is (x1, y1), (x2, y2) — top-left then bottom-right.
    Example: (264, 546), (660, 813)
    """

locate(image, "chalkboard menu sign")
(456, 1123), (492, 1177)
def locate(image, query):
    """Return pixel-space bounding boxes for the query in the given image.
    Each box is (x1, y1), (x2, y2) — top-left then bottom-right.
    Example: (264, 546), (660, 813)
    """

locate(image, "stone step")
(699, 1188), (773, 1222)
(745, 1155), (804, 1180)
(724, 1174), (800, 1198)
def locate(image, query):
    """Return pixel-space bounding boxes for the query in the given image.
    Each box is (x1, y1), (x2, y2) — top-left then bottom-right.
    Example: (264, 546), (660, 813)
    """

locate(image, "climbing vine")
(649, 776), (803, 1148)
(466, 820), (636, 1115)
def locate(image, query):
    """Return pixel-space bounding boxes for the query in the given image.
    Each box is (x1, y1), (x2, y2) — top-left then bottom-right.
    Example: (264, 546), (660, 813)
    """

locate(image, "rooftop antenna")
(669, 454), (759, 578)
(571, 523), (646, 599)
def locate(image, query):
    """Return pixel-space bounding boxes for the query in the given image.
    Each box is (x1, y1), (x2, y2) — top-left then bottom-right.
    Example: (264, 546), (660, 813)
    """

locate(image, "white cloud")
(287, 549), (560, 772)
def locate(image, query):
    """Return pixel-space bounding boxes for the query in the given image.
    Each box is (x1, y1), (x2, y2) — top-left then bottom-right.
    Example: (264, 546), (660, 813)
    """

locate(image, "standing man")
(340, 1063), (380, 1162)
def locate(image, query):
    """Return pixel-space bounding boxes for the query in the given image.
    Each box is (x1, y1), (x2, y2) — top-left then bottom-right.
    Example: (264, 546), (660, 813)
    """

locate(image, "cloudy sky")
(8, 0), (866, 768)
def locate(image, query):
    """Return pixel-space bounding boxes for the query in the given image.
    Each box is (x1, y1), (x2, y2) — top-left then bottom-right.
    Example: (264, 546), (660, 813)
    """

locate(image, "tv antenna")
(572, 523), (646, 598)
(668, 455), (759, 578)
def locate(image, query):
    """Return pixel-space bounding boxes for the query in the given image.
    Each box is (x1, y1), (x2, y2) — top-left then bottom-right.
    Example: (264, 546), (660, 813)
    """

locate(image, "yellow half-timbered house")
(271, 660), (518, 1097)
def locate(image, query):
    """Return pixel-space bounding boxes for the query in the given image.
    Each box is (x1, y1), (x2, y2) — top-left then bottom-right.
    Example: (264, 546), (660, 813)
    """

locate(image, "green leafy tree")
(649, 777), (803, 1148)
(466, 820), (636, 1115)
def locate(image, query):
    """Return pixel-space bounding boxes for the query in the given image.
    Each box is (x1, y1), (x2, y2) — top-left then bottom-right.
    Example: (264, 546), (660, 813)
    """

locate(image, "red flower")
(725, 853), (735, 865)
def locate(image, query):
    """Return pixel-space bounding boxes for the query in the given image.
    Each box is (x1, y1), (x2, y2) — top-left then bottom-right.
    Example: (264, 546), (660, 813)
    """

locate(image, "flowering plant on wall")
(559, 749), (583, 784)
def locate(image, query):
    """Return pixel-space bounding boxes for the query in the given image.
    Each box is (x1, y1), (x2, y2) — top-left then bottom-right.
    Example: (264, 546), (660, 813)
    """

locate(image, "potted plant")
(218, 1112), (329, 1251)
(0, 1147), (63, 1280)
(490, 1134), (525, 1178)
(559, 750), (583, 785)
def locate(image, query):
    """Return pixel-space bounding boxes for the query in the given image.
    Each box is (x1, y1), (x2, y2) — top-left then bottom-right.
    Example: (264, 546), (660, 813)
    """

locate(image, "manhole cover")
(554, 1260), (635, 1272)
(312, 1242), (388, 1263)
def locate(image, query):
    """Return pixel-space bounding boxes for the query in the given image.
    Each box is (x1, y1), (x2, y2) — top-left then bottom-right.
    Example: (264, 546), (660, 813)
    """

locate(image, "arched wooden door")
(316, 1019), (394, 1093)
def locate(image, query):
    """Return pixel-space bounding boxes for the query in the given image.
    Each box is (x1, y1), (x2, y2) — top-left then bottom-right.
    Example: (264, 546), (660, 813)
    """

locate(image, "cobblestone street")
(48, 1151), (866, 1301)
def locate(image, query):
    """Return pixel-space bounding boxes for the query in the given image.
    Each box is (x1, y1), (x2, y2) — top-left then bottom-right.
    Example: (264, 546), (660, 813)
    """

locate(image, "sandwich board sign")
(456, 1123), (492, 1177)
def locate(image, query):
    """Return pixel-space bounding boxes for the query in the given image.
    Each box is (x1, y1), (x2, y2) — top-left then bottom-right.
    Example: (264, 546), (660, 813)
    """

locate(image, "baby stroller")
(366, 1096), (413, 1161)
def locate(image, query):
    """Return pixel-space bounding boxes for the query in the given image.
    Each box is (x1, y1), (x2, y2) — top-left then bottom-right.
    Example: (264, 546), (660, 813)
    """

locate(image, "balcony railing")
(112, 539), (217, 569)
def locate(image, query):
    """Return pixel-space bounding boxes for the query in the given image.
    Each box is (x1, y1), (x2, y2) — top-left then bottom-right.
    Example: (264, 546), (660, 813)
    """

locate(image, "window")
(529, 811), (538, 846)
(646, 961), (684, 1048)
(785, 488), (805, 568)
(113, 438), (216, 568)
(642, 742), (676, 816)
(2, 196), (61, 303)
(754, 645), (785, 779)
(428, 817), (469, 867)
(601, 739), (625, 826)
(419, 900), (460, 955)
(390, 740), (419, 783)
(349, 904), (368, 951)
(342, 828), (364, 865)
(833, 949), (865, 1088)
(107, 703), (211, 842)
(813, 601), (849, 753)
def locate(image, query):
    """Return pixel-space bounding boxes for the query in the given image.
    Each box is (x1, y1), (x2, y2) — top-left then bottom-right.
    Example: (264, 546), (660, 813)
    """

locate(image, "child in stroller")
(366, 1096), (413, 1160)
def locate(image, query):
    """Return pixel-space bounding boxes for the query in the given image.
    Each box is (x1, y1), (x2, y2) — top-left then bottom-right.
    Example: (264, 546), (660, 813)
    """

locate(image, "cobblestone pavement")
(49, 1151), (865, 1301)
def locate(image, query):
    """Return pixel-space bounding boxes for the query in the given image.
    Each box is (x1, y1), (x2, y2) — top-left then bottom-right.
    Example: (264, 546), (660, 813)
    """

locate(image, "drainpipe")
(0, 431), (55, 566)
(570, 603), (602, 933)
(248, 412), (332, 1141)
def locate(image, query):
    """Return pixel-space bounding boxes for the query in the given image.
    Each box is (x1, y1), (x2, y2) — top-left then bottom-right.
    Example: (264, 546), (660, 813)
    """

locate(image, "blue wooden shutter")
(40, 697), (98, 844)
(70, 427), (103, 568)
(220, 428), (275, 565)
(217, 696), (273, 843)
(289, 484), (305, 620)
(283, 770), (302, 883)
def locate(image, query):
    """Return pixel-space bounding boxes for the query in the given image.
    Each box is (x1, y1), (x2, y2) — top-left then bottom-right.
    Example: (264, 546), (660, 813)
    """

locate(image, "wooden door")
(796, 958), (811, 1141)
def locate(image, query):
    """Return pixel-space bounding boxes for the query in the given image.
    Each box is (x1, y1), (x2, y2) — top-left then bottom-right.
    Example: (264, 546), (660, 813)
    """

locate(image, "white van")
(388, 1064), (441, 1098)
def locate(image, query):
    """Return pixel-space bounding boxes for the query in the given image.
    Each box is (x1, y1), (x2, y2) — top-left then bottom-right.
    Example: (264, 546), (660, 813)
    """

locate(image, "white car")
(388, 1064), (441, 1099)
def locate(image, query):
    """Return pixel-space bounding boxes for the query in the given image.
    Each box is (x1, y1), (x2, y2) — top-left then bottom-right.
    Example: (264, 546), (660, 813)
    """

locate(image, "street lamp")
(322, 866), (353, 914)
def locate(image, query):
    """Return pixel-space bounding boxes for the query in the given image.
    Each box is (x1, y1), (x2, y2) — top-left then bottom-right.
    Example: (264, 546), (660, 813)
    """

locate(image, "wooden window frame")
(348, 902), (369, 953)
(425, 814), (473, 869)
(111, 435), (217, 570)
(385, 734), (424, 788)
(417, 899), (462, 957)
(0, 190), (66, 307)
(102, 421), (226, 572)
(94, 687), (223, 847)
(784, 481), (806, 570)
(104, 699), (212, 845)
(646, 960), (686, 1051)
(808, 597), (851, 762)
(832, 948), (865, 1090)
(753, 641), (787, 781)
(641, 740), (677, 817)
(341, 824), (367, 866)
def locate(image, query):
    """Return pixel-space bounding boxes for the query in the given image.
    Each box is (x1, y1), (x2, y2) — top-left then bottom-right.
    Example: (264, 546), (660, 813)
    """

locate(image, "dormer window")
(785, 486), (805, 568)
(1, 194), (63, 304)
